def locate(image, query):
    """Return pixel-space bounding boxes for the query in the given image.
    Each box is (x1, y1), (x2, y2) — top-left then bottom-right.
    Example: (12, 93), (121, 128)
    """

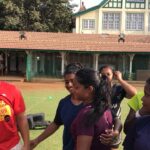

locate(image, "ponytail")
(84, 75), (111, 127)
(75, 68), (111, 127)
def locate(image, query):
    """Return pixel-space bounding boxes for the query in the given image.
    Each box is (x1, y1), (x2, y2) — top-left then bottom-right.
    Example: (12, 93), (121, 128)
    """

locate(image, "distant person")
(123, 77), (150, 150)
(71, 68), (113, 150)
(30, 63), (83, 150)
(0, 54), (4, 75)
(99, 65), (137, 149)
(0, 81), (30, 150)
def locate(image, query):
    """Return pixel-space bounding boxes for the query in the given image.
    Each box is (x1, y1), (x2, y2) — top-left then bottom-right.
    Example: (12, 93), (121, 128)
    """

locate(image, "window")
(82, 19), (95, 29)
(126, 1), (145, 9)
(126, 13), (144, 31)
(102, 12), (121, 30)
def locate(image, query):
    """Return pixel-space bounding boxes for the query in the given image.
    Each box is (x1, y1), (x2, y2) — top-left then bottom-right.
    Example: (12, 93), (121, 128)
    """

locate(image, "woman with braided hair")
(71, 68), (113, 150)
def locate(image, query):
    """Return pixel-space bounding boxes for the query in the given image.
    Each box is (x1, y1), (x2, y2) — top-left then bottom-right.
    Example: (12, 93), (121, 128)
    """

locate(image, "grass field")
(13, 81), (144, 150)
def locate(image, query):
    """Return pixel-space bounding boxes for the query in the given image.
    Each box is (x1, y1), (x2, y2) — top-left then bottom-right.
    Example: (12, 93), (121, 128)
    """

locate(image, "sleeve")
(123, 122), (136, 150)
(53, 100), (63, 125)
(13, 87), (25, 115)
(128, 92), (143, 111)
(118, 85), (126, 101)
(112, 84), (126, 103)
(75, 111), (94, 137)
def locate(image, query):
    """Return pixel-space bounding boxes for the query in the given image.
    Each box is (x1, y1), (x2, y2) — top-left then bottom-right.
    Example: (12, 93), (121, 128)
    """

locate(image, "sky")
(71, 0), (101, 12)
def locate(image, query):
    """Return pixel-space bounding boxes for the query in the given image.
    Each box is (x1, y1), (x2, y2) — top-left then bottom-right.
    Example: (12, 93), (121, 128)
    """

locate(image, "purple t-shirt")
(71, 105), (113, 150)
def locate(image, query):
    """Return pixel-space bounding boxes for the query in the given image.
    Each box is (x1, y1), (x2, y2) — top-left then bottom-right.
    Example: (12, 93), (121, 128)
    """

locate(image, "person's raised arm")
(114, 71), (137, 98)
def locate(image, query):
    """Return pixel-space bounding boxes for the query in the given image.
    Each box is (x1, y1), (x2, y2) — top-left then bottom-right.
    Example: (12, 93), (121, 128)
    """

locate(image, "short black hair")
(99, 65), (114, 73)
(64, 63), (83, 76)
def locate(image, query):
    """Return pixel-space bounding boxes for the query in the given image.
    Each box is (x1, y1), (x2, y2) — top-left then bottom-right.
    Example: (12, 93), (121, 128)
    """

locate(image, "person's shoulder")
(134, 116), (150, 130)
(104, 108), (112, 114)
(136, 116), (150, 124)
(0, 81), (17, 89)
(80, 105), (92, 115)
(59, 95), (71, 104)
(113, 83), (122, 89)
(113, 83), (126, 94)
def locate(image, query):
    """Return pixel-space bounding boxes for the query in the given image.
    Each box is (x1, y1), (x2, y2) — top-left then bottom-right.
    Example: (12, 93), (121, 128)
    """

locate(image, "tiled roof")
(0, 30), (150, 53)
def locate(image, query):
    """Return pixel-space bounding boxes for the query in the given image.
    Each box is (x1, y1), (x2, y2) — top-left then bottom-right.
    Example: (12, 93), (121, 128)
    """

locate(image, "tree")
(0, 0), (74, 32)
(0, 0), (24, 30)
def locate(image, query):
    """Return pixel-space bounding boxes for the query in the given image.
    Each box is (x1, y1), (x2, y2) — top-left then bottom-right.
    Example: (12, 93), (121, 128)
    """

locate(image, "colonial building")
(0, 31), (150, 81)
(74, 0), (150, 35)
(0, 0), (150, 81)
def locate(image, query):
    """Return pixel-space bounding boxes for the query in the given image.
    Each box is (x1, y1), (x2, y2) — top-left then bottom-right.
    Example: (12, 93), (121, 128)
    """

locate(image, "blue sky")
(72, 0), (101, 12)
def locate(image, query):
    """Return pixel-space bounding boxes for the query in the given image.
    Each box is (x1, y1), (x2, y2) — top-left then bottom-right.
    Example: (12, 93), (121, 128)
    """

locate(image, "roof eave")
(73, 0), (109, 17)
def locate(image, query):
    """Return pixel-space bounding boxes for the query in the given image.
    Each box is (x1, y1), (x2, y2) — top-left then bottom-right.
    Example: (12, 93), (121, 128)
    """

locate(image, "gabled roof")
(73, 0), (109, 17)
(0, 30), (150, 53)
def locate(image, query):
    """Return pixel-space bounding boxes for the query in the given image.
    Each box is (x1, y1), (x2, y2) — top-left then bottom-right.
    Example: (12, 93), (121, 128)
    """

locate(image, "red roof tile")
(0, 30), (150, 53)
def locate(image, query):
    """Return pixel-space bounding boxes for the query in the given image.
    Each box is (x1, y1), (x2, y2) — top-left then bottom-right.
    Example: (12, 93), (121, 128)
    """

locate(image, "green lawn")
(23, 88), (68, 150)
(22, 85), (130, 150)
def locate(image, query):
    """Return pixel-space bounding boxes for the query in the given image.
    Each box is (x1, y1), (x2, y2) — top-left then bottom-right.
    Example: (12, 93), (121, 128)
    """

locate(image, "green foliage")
(0, 0), (74, 32)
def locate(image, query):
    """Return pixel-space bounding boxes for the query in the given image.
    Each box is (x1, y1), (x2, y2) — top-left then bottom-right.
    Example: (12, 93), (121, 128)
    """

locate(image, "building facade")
(0, 31), (150, 81)
(75, 0), (150, 35)
(1, 1), (150, 81)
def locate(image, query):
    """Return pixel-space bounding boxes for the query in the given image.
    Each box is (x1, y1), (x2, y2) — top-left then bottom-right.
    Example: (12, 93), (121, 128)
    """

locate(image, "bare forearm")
(36, 122), (59, 144)
(113, 117), (122, 133)
(17, 113), (30, 149)
(118, 79), (137, 98)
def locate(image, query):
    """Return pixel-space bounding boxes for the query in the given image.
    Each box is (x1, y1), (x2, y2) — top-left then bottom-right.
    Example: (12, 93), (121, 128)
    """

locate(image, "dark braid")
(76, 68), (111, 127)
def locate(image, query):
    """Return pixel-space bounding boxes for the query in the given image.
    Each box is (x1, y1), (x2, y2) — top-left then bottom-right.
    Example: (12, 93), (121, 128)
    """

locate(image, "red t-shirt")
(0, 81), (25, 150)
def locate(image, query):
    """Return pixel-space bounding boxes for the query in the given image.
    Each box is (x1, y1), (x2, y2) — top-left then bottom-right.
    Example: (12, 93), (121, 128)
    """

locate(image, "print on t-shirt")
(0, 100), (11, 122)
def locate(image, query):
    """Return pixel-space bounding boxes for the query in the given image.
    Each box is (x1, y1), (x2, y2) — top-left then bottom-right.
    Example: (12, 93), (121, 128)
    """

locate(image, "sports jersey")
(54, 95), (83, 150)
(0, 81), (25, 150)
(111, 84), (126, 118)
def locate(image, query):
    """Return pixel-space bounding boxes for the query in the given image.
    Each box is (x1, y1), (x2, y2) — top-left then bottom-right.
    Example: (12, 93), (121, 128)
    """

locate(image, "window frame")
(126, 13), (144, 31)
(82, 19), (96, 30)
(102, 12), (121, 30)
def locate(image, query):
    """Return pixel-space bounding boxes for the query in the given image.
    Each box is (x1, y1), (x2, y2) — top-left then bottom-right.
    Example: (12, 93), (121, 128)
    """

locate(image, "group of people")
(0, 63), (150, 150)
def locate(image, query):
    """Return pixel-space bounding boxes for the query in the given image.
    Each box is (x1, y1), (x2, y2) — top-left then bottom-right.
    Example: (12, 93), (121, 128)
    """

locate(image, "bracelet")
(135, 110), (141, 118)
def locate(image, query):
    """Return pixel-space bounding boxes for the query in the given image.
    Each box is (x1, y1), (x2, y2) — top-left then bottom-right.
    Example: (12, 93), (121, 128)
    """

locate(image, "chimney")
(79, 2), (86, 12)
